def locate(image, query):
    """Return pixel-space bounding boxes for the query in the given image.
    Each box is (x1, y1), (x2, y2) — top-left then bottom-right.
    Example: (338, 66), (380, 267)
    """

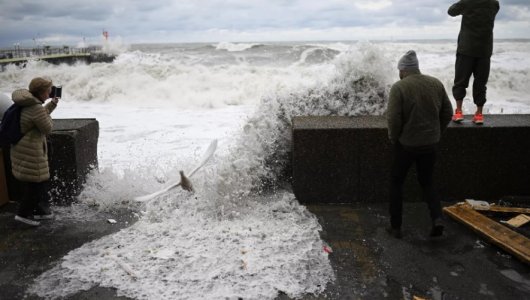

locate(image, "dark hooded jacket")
(448, 0), (500, 58)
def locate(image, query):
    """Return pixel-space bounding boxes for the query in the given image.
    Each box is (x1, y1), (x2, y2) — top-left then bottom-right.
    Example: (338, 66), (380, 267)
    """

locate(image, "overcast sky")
(0, 0), (529, 47)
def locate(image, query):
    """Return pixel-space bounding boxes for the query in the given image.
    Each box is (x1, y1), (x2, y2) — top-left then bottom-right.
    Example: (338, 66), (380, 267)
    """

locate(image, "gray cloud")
(0, 0), (528, 46)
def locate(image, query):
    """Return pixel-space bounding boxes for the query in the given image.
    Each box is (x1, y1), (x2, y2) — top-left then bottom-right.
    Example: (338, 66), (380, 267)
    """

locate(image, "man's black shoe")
(430, 218), (445, 237)
(386, 226), (403, 239)
(430, 225), (444, 237)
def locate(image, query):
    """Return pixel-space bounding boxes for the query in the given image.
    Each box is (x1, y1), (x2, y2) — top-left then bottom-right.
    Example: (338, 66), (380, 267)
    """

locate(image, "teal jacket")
(386, 72), (453, 147)
(448, 0), (500, 58)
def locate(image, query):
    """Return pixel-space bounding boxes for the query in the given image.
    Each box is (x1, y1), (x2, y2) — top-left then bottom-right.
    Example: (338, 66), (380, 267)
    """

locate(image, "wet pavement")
(1, 200), (529, 300)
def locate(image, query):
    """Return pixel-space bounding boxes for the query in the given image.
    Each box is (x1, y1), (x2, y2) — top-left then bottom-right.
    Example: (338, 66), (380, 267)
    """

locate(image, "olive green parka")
(386, 72), (453, 147)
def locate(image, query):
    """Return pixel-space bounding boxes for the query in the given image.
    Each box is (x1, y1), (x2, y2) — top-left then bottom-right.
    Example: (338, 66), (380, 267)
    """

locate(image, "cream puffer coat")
(10, 89), (57, 182)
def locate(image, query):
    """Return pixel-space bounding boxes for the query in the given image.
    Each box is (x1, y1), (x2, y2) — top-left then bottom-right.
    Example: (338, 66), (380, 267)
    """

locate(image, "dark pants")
(17, 181), (50, 218)
(389, 143), (442, 229)
(452, 53), (491, 107)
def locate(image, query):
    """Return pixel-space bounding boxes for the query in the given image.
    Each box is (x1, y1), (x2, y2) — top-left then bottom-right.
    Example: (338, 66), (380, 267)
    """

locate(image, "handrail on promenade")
(0, 46), (102, 60)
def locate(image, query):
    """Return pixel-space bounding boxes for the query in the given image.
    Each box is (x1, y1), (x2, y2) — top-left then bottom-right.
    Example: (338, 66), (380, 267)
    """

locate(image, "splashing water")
(215, 43), (392, 200)
(28, 44), (404, 300)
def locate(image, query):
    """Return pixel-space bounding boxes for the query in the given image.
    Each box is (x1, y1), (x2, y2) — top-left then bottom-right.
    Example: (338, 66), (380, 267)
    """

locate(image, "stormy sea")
(1, 40), (529, 299)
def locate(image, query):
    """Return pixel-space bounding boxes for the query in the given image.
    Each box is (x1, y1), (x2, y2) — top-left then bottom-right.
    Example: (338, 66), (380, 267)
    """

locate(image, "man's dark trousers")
(389, 143), (442, 229)
(452, 53), (491, 107)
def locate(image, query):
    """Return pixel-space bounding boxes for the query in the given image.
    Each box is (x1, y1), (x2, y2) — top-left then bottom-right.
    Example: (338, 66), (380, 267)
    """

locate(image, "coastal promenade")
(0, 46), (115, 67)
(1, 200), (528, 299)
(0, 116), (529, 299)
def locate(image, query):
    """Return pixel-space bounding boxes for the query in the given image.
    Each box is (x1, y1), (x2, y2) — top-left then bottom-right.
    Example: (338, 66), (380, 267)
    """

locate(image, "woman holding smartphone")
(11, 77), (59, 226)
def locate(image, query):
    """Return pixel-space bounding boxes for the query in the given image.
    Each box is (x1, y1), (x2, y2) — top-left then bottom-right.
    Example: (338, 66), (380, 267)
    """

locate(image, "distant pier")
(0, 46), (115, 69)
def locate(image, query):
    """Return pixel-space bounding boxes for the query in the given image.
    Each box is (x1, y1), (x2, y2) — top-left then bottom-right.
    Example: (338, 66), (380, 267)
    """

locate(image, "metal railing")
(0, 46), (102, 60)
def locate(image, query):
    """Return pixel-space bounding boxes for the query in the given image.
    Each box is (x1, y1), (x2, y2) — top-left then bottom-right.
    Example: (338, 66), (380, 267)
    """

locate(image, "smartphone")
(49, 85), (62, 98)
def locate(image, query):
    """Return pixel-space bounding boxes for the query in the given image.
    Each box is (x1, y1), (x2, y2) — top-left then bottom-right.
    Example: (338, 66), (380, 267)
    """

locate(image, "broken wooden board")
(487, 206), (530, 214)
(444, 204), (530, 265)
(505, 214), (530, 228)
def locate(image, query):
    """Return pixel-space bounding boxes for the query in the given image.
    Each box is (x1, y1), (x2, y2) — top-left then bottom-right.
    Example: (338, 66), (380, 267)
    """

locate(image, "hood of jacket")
(12, 89), (42, 107)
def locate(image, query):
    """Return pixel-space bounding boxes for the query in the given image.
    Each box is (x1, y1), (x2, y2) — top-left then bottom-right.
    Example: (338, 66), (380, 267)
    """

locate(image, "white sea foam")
(101, 36), (130, 55)
(0, 53), (326, 109)
(1, 41), (528, 112)
(1, 40), (528, 299)
(25, 44), (398, 300)
(215, 42), (264, 52)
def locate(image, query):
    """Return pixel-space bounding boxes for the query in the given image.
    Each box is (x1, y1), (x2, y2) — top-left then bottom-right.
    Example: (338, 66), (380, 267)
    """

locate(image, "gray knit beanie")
(397, 50), (419, 71)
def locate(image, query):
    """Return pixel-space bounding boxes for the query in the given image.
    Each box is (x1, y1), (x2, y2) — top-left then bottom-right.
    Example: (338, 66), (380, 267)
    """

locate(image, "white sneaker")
(14, 215), (41, 226)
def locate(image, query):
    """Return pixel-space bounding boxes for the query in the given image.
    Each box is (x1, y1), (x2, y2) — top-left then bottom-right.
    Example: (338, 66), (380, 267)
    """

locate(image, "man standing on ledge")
(386, 50), (453, 238)
(449, 0), (500, 124)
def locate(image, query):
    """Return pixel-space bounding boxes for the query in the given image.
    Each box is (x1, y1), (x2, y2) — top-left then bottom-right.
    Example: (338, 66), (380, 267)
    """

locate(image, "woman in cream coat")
(11, 77), (58, 226)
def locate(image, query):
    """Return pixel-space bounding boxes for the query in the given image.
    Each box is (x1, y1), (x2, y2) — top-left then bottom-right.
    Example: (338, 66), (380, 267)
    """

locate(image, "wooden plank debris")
(504, 214), (530, 228)
(487, 206), (530, 214)
(444, 203), (530, 265)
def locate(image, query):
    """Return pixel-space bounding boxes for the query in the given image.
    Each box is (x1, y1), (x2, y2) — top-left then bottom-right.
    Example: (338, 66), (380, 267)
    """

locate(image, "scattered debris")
(474, 240), (486, 249)
(443, 202), (530, 265)
(107, 219), (117, 224)
(502, 214), (530, 228)
(479, 283), (495, 296)
(112, 256), (138, 279)
(487, 206), (530, 214)
(465, 199), (490, 210)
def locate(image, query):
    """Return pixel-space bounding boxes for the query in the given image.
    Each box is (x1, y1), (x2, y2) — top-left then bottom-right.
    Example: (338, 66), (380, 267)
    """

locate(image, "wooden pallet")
(443, 203), (530, 265)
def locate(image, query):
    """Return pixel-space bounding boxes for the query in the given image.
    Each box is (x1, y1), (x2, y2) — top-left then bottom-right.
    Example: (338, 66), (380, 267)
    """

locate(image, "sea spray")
(30, 189), (334, 299)
(214, 43), (393, 201)
(25, 41), (530, 299)
(28, 44), (394, 299)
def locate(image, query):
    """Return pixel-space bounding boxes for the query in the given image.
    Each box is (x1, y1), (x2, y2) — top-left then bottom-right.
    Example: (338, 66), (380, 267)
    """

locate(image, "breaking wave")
(27, 43), (392, 300)
(22, 40), (530, 299)
(215, 43), (392, 199)
(215, 42), (265, 52)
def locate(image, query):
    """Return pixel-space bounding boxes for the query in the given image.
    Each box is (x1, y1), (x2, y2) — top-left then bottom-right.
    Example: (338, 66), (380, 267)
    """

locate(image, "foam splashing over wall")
(215, 43), (392, 201)
(28, 43), (394, 299)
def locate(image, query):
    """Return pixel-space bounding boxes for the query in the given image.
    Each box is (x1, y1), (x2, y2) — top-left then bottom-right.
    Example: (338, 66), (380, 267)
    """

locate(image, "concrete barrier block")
(292, 115), (530, 204)
(49, 119), (99, 204)
(292, 117), (359, 203)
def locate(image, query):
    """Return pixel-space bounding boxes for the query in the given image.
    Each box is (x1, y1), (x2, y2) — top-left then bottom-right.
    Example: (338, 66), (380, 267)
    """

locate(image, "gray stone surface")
(1, 201), (528, 299)
(292, 115), (530, 204)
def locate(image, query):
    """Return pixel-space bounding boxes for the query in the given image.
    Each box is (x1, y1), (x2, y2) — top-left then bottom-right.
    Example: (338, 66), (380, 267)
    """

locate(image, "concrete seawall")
(292, 115), (530, 204)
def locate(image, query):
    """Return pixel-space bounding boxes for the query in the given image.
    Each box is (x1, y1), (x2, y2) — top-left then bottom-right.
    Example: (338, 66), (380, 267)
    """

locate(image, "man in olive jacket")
(386, 50), (453, 238)
(449, 0), (500, 124)
(11, 77), (59, 226)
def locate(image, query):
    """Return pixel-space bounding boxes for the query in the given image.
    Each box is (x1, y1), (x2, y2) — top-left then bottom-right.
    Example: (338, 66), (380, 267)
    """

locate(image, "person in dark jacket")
(11, 77), (59, 226)
(386, 50), (453, 238)
(449, 0), (500, 124)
